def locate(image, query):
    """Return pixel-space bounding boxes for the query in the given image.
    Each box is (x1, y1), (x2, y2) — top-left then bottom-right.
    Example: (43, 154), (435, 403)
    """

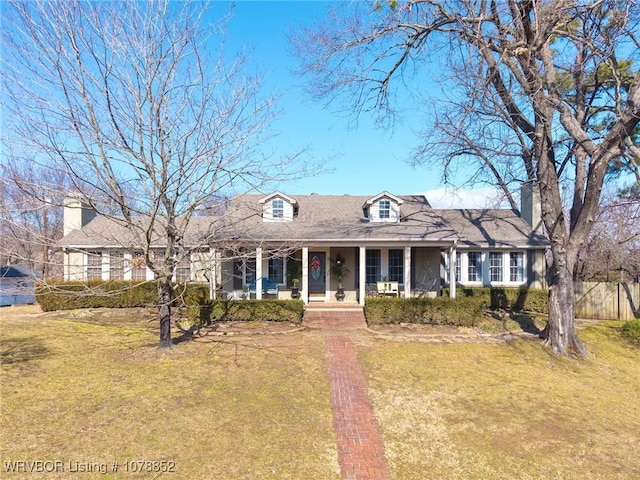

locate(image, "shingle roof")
(59, 193), (548, 249)
(438, 209), (548, 248)
(59, 215), (215, 248)
(214, 194), (458, 244)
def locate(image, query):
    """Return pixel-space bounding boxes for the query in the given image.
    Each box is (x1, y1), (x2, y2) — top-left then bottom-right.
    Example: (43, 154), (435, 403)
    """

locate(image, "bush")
(364, 296), (487, 327)
(36, 280), (209, 311)
(442, 286), (548, 313)
(620, 319), (640, 346)
(187, 299), (304, 324)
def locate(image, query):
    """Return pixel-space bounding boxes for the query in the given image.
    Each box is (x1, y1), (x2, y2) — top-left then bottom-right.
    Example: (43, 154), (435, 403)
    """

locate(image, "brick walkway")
(325, 336), (390, 480)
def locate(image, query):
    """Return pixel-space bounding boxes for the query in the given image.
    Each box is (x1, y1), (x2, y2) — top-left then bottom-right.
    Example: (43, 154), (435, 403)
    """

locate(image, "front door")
(308, 252), (326, 294)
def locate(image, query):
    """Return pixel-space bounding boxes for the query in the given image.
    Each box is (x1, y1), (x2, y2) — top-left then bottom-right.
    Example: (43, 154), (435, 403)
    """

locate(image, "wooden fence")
(575, 282), (640, 321)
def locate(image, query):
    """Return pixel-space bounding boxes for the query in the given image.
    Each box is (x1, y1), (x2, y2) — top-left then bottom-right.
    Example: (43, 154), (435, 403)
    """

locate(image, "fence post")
(617, 282), (621, 321)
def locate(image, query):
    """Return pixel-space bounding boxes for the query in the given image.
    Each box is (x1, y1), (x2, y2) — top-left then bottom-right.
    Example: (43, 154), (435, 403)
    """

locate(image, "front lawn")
(1, 306), (639, 479)
(0, 307), (338, 479)
(359, 323), (640, 479)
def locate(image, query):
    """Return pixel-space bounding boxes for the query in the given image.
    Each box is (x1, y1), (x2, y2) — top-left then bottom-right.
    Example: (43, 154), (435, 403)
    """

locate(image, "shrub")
(187, 299), (304, 324)
(35, 280), (209, 311)
(620, 319), (640, 346)
(364, 296), (487, 327)
(443, 286), (548, 313)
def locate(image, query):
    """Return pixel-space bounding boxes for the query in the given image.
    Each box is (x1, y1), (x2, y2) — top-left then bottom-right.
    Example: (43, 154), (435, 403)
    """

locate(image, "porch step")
(303, 303), (367, 330)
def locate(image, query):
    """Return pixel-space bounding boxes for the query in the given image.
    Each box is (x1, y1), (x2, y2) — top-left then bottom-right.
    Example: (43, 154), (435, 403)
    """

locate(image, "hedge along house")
(59, 185), (548, 305)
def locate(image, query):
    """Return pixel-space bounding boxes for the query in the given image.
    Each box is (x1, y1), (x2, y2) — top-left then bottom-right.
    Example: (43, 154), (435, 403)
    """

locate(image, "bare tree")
(576, 189), (640, 282)
(293, 0), (640, 356)
(0, 160), (67, 278)
(3, 0), (304, 349)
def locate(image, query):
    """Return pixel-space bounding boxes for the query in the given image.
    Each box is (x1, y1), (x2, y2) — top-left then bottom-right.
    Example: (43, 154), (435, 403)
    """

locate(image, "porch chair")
(245, 278), (279, 299)
(365, 283), (379, 297)
(376, 280), (399, 297)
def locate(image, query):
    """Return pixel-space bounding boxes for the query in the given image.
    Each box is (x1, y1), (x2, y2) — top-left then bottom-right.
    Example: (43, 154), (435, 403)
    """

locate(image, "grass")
(620, 319), (640, 345)
(359, 323), (640, 479)
(0, 306), (339, 479)
(1, 306), (639, 479)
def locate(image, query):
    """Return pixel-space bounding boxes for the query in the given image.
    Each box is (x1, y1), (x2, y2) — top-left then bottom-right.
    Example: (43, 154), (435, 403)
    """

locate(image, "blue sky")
(217, 1), (498, 207)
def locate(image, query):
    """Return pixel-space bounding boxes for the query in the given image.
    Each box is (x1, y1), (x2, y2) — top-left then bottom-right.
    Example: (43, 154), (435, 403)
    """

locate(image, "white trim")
(302, 247), (309, 304)
(124, 252), (132, 281)
(359, 246), (366, 306)
(450, 243), (457, 299)
(451, 249), (529, 287)
(363, 191), (404, 206)
(259, 191), (298, 205)
(256, 248), (263, 299)
(210, 248), (217, 300)
(403, 246), (411, 297)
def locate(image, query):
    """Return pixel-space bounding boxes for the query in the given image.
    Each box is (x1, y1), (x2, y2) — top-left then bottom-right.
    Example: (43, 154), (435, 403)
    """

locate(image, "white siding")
(369, 199), (401, 222)
(262, 197), (295, 222)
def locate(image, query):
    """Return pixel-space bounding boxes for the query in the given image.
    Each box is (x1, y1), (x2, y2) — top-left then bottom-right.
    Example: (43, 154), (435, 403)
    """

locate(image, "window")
(87, 251), (102, 280)
(365, 249), (381, 284)
(245, 258), (257, 285)
(175, 255), (191, 282)
(510, 252), (524, 282)
(388, 249), (403, 283)
(378, 199), (390, 219)
(268, 256), (284, 284)
(287, 256), (302, 287)
(467, 252), (482, 282)
(490, 252), (503, 282)
(272, 199), (284, 218)
(130, 253), (147, 281)
(109, 251), (124, 280)
(454, 252), (461, 283)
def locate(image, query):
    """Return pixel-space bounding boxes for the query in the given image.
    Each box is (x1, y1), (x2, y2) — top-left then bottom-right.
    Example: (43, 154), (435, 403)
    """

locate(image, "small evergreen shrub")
(620, 319), (640, 346)
(365, 296), (487, 327)
(187, 299), (304, 324)
(35, 280), (209, 311)
(442, 286), (548, 313)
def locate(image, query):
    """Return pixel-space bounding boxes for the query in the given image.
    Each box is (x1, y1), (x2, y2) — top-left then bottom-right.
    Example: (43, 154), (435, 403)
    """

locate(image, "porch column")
(449, 243), (457, 299)
(302, 247), (309, 304)
(210, 247), (217, 300)
(359, 246), (366, 306)
(256, 247), (263, 299)
(404, 246), (411, 298)
(63, 248), (69, 280)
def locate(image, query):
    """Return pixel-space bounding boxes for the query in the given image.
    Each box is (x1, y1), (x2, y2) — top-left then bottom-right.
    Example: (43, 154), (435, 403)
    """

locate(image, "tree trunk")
(541, 248), (588, 357)
(157, 276), (174, 350)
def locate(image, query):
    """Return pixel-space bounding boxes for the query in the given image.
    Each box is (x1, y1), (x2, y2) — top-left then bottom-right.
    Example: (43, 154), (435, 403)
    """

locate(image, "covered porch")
(216, 242), (459, 304)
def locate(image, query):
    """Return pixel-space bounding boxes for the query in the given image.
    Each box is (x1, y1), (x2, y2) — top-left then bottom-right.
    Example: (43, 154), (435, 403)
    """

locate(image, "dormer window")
(379, 199), (390, 219)
(363, 192), (403, 223)
(259, 191), (297, 222)
(272, 199), (284, 218)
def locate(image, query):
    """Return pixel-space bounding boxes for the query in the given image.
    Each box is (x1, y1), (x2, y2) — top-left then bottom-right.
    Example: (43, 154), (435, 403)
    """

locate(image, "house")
(59, 185), (548, 305)
(0, 265), (39, 306)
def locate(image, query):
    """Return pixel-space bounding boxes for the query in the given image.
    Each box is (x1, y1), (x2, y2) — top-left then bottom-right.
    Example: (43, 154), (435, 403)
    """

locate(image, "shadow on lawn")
(490, 310), (542, 335)
(1, 337), (52, 365)
(510, 312), (542, 335)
